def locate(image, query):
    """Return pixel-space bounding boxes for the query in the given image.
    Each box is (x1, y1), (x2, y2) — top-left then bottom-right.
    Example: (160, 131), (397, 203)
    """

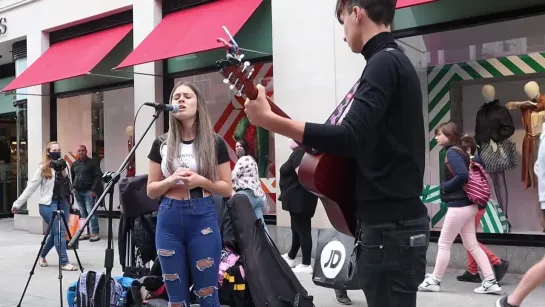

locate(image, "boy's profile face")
(339, 6), (366, 53)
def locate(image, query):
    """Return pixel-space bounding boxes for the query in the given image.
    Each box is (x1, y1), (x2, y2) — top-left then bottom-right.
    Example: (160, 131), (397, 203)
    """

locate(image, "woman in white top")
(11, 141), (78, 271)
(232, 139), (268, 232)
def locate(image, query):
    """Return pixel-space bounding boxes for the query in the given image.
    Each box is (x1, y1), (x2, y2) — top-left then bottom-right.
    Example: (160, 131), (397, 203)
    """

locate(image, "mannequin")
(126, 125), (135, 177)
(475, 84), (515, 216)
(506, 81), (545, 189)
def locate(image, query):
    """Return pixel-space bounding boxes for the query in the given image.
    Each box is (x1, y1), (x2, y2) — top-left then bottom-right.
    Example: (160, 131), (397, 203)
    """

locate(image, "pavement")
(1, 218), (545, 307)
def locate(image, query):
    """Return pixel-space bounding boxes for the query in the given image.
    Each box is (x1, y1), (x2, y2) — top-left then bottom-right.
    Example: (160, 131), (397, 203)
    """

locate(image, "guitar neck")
(264, 96), (315, 152)
(267, 96), (291, 120)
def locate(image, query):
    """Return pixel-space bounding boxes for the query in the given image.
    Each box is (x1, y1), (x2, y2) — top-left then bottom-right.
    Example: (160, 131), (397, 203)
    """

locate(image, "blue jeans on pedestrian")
(235, 189), (269, 234)
(156, 196), (222, 307)
(39, 199), (70, 265)
(74, 190), (99, 234)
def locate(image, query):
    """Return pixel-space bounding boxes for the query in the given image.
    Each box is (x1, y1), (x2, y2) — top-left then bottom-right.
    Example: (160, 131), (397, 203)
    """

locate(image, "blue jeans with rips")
(39, 200), (70, 265)
(155, 196), (222, 307)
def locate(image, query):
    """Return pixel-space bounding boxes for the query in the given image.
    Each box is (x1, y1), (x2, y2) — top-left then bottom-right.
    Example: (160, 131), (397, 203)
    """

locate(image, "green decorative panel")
(167, 0), (272, 74)
(424, 52), (545, 231)
(393, 0), (545, 32)
(0, 77), (15, 115)
(53, 33), (134, 94)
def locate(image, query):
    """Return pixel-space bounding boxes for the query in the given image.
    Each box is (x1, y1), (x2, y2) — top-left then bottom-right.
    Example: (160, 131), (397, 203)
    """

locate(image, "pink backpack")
(446, 147), (491, 208)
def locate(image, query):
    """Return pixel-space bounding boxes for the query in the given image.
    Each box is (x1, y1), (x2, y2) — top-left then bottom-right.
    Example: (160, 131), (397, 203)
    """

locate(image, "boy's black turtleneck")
(302, 31), (428, 223)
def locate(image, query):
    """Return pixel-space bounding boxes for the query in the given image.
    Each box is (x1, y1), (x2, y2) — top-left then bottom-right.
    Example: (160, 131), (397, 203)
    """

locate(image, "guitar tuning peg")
(229, 84), (236, 90)
(243, 61), (250, 67)
(247, 68), (255, 80)
(235, 90), (242, 97)
(223, 78), (230, 84)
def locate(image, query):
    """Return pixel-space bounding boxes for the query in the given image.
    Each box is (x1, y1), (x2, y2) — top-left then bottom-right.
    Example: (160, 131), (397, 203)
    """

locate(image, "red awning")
(397, 0), (438, 9)
(115, 0), (263, 69)
(2, 24), (133, 92)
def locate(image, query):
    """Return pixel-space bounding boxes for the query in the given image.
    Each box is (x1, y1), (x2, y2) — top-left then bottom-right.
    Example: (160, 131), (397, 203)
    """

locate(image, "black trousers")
(287, 212), (312, 265)
(354, 215), (430, 307)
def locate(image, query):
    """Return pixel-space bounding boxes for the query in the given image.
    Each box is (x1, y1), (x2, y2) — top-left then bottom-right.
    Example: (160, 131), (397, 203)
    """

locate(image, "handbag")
(480, 139), (517, 173)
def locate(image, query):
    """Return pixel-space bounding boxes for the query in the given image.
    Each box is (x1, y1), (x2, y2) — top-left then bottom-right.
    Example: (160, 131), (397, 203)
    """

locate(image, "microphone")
(144, 102), (179, 113)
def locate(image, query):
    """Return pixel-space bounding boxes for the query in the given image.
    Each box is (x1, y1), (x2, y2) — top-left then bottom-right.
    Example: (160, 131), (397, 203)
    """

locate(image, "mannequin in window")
(475, 84), (515, 215)
(506, 81), (545, 189)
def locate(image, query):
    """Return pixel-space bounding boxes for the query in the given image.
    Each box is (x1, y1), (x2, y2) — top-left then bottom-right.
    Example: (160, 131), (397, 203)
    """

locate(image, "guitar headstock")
(216, 28), (258, 100)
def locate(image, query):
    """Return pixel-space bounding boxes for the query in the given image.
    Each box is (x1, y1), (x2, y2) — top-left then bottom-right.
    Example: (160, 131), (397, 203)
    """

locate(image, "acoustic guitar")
(216, 39), (357, 237)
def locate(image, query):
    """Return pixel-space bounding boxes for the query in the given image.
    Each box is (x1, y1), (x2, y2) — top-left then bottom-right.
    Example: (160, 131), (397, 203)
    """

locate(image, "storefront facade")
(270, 0), (545, 268)
(0, 0), (276, 234)
(392, 0), (545, 246)
(3, 0), (545, 260)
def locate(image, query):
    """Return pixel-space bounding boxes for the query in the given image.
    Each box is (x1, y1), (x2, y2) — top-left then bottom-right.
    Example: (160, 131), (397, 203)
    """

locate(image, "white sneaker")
(418, 276), (441, 292)
(281, 253), (295, 268)
(292, 264), (313, 274)
(474, 278), (502, 294)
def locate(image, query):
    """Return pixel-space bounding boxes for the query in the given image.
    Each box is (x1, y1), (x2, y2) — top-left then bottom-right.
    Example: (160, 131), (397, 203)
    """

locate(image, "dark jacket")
(71, 157), (102, 192)
(475, 99), (515, 147)
(278, 148), (318, 217)
(440, 146), (472, 207)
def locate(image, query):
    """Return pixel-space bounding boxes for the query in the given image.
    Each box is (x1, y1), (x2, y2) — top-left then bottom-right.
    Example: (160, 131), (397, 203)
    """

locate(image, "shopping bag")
(312, 229), (360, 290)
(66, 213), (80, 249)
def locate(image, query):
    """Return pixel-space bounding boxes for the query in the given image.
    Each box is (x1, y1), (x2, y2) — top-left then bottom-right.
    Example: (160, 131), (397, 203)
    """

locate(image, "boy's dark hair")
(461, 135), (478, 155)
(335, 0), (397, 25)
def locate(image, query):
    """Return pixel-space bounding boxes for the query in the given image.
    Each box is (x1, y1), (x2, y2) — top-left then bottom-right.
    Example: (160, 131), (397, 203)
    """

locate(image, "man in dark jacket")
(71, 145), (102, 242)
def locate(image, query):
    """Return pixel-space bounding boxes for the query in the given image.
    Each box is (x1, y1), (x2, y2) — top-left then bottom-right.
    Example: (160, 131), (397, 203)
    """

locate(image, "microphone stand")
(68, 108), (163, 307)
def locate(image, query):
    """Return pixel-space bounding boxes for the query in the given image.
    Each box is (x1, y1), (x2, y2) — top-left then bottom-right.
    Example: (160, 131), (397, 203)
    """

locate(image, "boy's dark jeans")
(354, 215), (430, 307)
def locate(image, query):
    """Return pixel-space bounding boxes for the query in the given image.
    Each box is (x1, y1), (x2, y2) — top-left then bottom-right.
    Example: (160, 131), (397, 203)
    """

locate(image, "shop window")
(172, 61), (277, 215)
(56, 87), (134, 212)
(399, 13), (545, 235)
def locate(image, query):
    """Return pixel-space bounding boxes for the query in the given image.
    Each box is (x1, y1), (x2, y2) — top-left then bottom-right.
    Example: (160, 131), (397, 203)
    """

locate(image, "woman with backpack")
(456, 135), (510, 284)
(418, 121), (501, 294)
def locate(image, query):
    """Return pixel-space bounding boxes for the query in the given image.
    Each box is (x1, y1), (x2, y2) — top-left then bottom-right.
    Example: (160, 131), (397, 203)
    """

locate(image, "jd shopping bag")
(312, 229), (360, 290)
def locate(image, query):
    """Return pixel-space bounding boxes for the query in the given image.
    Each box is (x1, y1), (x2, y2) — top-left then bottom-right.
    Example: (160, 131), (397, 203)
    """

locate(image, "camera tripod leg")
(62, 211), (84, 272)
(16, 209), (57, 307)
(56, 209), (64, 307)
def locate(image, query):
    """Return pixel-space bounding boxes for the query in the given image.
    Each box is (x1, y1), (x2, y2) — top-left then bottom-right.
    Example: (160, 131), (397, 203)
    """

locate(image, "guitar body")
(298, 152), (357, 237)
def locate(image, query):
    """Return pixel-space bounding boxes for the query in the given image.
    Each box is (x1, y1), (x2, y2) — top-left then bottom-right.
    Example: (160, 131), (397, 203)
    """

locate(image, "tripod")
(17, 196), (84, 307)
(68, 108), (163, 306)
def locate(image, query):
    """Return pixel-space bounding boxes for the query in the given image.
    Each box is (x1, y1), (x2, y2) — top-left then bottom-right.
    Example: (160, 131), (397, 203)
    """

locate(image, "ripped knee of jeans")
(201, 227), (213, 235)
(194, 286), (218, 299)
(195, 257), (215, 271)
(158, 249), (175, 257)
(163, 273), (180, 282)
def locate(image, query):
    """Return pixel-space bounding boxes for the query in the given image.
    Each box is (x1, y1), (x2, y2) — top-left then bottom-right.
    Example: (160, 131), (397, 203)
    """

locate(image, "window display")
(400, 13), (545, 235)
(56, 87), (134, 211)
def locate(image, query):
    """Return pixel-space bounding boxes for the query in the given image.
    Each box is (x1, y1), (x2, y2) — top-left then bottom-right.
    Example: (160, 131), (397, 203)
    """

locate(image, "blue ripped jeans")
(156, 196), (222, 307)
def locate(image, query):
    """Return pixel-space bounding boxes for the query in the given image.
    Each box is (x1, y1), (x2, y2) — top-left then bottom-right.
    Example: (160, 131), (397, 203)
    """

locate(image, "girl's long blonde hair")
(41, 141), (59, 179)
(164, 82), (218, 181)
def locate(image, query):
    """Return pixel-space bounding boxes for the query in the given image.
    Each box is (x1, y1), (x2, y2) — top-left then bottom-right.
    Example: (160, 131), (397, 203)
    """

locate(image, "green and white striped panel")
(427, 52), (545, 153)
(426, 52), (545, 225)
(421, 185), (508, 233)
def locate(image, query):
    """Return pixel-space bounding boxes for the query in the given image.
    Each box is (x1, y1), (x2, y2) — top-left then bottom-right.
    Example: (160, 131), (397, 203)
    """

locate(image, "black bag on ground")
(227, 194), (314, 307)
(312, 229), (360, 290)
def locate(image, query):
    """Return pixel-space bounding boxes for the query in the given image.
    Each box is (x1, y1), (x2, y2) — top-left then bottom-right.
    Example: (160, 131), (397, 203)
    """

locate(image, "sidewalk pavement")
(1, 218), (544, 307)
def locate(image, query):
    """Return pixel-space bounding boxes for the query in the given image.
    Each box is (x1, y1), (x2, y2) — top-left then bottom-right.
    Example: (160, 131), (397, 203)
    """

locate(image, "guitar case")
(227, 194), (315, 307)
